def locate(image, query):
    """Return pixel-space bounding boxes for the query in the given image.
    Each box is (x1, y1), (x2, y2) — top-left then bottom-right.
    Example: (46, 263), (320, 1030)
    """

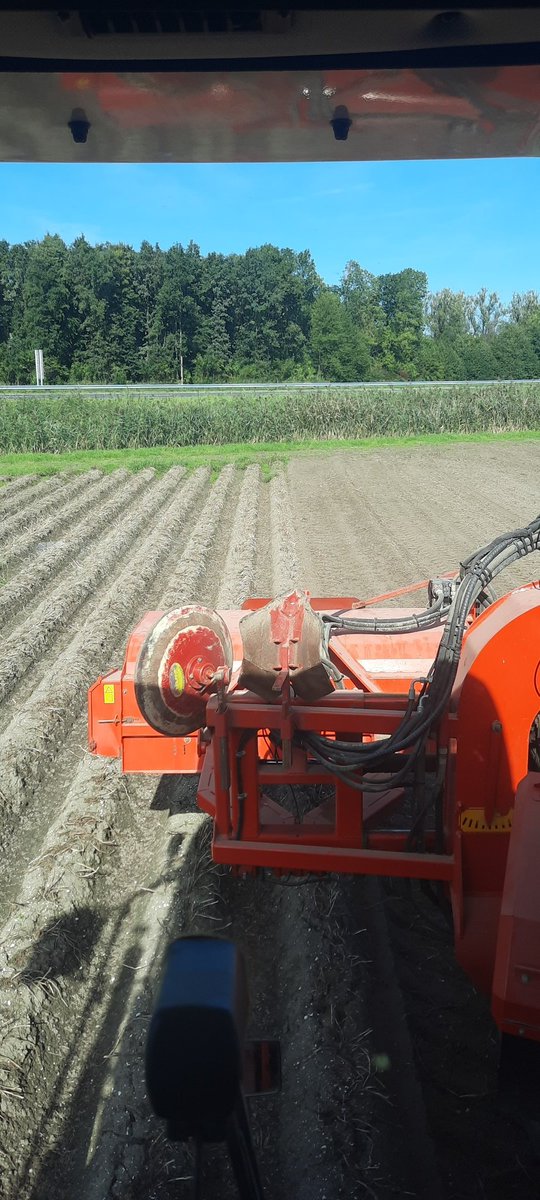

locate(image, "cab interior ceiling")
(0, 4), (537, 162)
(0, 5), (539, 60)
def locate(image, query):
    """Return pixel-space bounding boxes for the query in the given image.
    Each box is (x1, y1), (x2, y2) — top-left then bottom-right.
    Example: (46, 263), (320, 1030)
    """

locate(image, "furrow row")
(0, 755), (123, 984)
(159, 464), (236, 609)
(215, 464), (260, 609)
(269, 470), (301, 595)
(0, 468), (362, 1200)
(0, 473), (38, 511)
(0, 467), (209, 838)
(0, 473), (59, 517)
(0, 752), (208, 1200)
(1, 467), (131, 574)
(0, 468), (155, 626)
(0, 469), (255, 1197)
(0, 471), (87, 548)
(0, 753), (130, 1200)
(0, 471), (190, 705)
(40, 469), (262, 1197)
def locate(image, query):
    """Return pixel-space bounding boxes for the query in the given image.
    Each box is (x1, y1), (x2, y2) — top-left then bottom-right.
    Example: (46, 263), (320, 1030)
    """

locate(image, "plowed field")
(1, 442), (539, 1200)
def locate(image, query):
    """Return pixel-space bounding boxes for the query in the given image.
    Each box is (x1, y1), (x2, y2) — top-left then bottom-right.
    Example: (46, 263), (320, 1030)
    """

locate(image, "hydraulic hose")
(301, 513), (540, 789)
(322, 591), (448, 639)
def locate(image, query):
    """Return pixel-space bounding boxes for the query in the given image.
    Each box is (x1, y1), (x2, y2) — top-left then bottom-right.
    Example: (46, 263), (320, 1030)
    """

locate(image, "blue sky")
(0, 158), (538, 301)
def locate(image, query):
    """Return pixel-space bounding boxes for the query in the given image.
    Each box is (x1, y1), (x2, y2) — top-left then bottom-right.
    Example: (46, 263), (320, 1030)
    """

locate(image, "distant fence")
(0, 379), (538, 394)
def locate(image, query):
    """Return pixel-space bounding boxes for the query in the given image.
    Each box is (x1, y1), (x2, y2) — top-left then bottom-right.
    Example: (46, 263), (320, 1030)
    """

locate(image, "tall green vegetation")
(0, 234), (539, 384)
(1, 383), (538, 453)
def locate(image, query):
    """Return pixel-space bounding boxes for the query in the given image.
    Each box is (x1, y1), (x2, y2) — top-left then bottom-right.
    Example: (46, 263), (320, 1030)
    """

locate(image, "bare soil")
(0, 441), (539, 1200)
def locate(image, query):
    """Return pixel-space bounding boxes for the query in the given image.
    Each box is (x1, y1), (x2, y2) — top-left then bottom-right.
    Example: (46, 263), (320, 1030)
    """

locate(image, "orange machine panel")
(88, 613), (203, 774)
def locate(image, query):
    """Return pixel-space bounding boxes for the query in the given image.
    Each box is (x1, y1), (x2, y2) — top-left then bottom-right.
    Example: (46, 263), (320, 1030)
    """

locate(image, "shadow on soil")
(19, 906), (104, 983)
(382, 877), (538, 1200)
(150, 773), (197, 816)
(18, 802), (213, 1200)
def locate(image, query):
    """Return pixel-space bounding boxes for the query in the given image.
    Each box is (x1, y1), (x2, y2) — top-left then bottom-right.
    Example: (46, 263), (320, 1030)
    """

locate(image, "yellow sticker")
(103, 683), (115, 705)
(170, 663), (185, 696)
(460, 807), (512, 833)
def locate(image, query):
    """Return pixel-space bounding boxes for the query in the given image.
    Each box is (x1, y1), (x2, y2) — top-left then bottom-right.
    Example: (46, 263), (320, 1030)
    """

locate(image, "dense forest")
(0, 234), (539, 384)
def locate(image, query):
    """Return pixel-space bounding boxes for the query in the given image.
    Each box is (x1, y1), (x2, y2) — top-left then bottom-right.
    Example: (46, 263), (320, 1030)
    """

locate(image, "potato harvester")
(90, 513), (540, 1051)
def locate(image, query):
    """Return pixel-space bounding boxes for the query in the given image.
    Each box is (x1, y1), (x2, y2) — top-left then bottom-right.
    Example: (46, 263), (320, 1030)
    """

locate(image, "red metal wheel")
(135, 605), (233, 736)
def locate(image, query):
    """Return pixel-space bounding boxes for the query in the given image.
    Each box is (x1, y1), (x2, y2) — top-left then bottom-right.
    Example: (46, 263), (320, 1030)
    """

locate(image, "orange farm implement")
(89, 514), (540, 1046)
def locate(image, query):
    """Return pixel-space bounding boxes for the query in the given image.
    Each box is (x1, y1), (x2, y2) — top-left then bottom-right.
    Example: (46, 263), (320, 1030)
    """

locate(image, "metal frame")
(89, 582), (540, 1040)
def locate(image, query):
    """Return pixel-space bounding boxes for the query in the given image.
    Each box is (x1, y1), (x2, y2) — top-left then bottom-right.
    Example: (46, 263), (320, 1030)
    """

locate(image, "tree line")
(0, 234), (538, 384)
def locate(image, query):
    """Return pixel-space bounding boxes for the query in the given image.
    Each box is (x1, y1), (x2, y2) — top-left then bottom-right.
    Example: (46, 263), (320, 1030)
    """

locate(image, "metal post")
(34, 349), (44, 386)
(226, 1095), (265, 1200)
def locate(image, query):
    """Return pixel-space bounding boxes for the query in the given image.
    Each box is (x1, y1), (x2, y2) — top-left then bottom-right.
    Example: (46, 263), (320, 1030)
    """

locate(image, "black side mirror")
(146, 937), (281, 1199)
(146, 937), (248, 1142)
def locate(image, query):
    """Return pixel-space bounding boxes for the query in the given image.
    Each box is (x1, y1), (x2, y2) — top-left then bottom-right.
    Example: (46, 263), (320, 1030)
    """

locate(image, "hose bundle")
(301, 513), (540, 794)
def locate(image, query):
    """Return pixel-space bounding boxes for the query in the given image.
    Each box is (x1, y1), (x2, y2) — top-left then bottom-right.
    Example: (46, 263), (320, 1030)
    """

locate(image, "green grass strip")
(1, 430), (539, 480)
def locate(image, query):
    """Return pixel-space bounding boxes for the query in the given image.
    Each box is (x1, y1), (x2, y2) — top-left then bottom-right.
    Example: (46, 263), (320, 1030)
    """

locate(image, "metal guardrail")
(0, 380), (537, 393)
